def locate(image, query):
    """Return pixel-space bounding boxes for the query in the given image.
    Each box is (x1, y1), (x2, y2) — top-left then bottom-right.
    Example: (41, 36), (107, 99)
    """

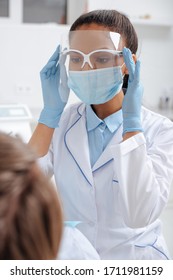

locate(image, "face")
(67, 24), (126, 71)
(66, 24), (129, 107)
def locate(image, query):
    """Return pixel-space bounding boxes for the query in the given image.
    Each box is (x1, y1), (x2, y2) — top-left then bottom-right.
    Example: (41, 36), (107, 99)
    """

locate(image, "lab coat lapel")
(64, 110), (94, 186)
(92, 124), (123, 172)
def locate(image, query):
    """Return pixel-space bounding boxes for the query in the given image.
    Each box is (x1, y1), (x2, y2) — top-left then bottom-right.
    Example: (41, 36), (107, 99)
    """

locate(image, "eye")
(68, 51), (83, 65)
(92, 52), (114, 66)
(95, 56), (111, 64)
(70, 56), (82, 64)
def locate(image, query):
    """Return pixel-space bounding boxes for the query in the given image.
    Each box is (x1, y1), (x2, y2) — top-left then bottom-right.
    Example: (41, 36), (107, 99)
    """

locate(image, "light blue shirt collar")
(86, 105), (123, 133)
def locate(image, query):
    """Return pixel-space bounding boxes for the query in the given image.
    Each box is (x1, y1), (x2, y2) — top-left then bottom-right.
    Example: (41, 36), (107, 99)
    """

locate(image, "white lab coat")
(58, 226), (100, 259)
(39, 103), (173, 259)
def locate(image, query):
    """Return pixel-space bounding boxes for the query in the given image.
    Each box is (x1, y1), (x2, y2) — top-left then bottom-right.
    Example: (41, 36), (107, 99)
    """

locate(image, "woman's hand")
(122, 47), (143, 137)
(38, 45), (69, 128)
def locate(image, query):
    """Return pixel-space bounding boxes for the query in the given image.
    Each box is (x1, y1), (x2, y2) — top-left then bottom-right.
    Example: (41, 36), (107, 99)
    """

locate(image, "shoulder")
(142, 106), (171, 121)
(52, 102), (86, 144)
(65, 102), (85, 116)
(53, 102), (86, 137)
(141, 106), (173, 141)
(60, 102), (86, 124)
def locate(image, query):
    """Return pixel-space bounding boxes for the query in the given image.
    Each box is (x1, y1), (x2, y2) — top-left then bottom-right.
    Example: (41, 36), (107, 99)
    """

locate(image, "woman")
(0, 132), (63, 260)
(29, 10), (173, 259)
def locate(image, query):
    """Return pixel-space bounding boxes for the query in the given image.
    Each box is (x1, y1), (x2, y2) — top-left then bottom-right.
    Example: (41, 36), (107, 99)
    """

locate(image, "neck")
(91, 91), (124, 119)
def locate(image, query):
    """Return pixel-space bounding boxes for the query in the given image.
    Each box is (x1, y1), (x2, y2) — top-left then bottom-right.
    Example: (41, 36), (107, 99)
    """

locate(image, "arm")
(123, 131), (139, 141)
(29, 46), (69, 157)
(112, 117), (173, 228)
(28, 124), (54, 157)
(115, 49), (173, 227)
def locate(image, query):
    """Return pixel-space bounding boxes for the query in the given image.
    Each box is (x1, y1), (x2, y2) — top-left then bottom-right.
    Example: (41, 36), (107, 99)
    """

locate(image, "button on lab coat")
(39, 103), (173, 259)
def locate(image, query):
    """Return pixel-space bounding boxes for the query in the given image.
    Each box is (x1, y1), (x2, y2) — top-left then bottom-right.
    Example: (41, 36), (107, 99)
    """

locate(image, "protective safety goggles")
(60, 30), (124, 71)
(62, 49), (123, 70)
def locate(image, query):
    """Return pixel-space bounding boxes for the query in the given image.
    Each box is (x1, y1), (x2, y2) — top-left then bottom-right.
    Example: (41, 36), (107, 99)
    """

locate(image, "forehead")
(69, 30), (123, 52)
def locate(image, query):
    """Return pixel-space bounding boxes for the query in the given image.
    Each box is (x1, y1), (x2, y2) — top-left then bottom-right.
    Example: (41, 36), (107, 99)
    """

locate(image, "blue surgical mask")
(67, 65), (124, 105)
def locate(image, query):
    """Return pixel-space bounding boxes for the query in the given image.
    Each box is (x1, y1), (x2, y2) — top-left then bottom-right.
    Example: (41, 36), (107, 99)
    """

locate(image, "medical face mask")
(67, 65), (124, 105)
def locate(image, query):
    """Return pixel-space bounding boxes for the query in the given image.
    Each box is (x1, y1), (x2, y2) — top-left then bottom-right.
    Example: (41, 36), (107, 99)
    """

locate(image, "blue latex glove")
(38, 45), (69, 128)
(122, 47), (143, 135)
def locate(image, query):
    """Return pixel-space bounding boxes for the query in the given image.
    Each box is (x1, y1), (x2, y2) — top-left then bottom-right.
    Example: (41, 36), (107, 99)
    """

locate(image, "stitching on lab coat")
(151, 245), (169, 260)
(76, 102), (83, 116)
(135, 237), (169, 260)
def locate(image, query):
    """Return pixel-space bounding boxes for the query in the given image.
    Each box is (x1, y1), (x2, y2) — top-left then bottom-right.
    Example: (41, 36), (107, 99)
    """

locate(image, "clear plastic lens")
(68, 51), (84, 69)
(65, 49), (123, 70)
(60, 30), (124, 71)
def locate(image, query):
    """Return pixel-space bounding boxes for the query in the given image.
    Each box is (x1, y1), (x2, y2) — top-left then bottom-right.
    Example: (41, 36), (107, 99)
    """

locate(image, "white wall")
(88, 0), (173, 18)
(67, 0), (88, 24)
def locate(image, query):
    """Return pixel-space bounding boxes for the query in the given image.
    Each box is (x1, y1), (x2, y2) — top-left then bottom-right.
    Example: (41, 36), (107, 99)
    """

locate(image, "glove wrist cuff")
(38, 108), (62, 128)
(123, 116), (143, 135)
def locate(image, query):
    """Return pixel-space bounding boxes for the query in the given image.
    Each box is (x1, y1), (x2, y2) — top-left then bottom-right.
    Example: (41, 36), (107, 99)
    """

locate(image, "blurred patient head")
(0, 132), (63, 260)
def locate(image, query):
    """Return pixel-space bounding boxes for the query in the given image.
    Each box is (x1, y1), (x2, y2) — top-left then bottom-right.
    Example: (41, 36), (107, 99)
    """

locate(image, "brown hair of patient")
(0, 132), (63, 260)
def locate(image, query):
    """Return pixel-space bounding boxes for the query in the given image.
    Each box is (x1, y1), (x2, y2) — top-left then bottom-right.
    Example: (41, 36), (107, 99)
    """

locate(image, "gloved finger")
(40, 48), (59, 75)
(123, 47), (135, 82)
(51, 64), (59, 75)
(40, 60), (56, 75)
(46, 69), (51, 78)
(40, 45), (61, 75)
(51, 67), (57, 76)
(47, 45), (60, 63)
(134, 60), (141, 84)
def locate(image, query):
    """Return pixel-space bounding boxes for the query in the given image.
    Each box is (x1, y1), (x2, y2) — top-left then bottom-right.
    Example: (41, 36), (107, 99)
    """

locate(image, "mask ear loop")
(121, 62), (125, 68)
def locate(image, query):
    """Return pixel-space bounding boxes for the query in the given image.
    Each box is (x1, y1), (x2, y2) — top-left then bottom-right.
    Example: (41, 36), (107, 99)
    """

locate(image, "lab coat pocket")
(112, 178), (119, 184)
(112, 176), (119, 198)
(134, 236), (170, 260)
(112, 176), (121, 215)
(112, 170), (119, 185)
